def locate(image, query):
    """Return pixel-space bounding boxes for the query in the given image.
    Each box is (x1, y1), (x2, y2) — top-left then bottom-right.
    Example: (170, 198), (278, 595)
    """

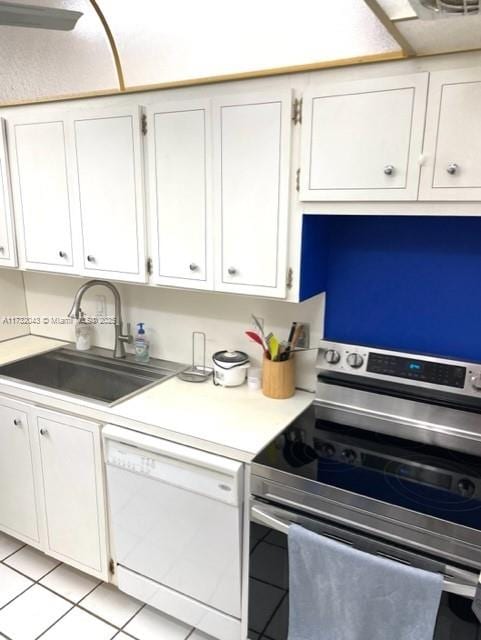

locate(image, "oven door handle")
(250, 503), (479, 599)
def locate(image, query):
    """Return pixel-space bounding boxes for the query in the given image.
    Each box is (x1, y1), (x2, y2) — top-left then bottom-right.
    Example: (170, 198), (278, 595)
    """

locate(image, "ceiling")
(0, 0), (480, 105)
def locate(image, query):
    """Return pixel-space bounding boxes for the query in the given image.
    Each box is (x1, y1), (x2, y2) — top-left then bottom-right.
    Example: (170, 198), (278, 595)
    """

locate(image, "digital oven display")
(366, 353), (466, 388)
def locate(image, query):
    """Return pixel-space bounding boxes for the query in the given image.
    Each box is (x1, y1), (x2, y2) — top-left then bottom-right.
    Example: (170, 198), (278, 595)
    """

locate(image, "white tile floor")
(0, 531), (215, 640)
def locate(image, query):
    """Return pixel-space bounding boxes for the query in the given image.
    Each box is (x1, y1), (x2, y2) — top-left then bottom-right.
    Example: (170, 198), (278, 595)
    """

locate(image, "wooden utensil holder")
(262, 354), (295, 399)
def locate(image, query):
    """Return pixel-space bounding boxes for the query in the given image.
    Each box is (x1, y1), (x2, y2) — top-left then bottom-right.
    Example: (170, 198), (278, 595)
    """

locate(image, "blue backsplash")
(301, 215), (481, 362)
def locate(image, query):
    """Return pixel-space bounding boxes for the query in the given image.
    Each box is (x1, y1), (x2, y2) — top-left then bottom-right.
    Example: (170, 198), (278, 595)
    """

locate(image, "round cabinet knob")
(39, 428), (48, 436)
(189, 263), (199, 272)
(447, 162), (458, 175)
(86, 255), (95, 263)
(0, 246), (4, 253)
(471, 374), (481, 390)
(58, 250), (66, 258)
(384, 165), (394, 176)
(319, 443), (336, 458)
(457, 478), (475, 499)
(324, 349), (341, 365)
(342, 449), (357, 464)
(227, 267), (237, 276)
(347, 353), (364, 369)
(13, 418), (21, 426)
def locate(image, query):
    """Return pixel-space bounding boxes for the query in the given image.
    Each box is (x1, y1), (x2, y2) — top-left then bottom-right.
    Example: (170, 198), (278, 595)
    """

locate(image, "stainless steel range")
(249, 341), (481, 640)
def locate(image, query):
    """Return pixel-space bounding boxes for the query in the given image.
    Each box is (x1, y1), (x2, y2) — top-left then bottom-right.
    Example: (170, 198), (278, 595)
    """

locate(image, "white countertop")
(0, 335), (67, 365)
(0, 336), (314, 462)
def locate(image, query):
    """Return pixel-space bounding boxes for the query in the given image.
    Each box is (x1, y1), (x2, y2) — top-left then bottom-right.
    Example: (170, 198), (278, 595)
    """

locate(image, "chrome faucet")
(68, 280), (133, 359)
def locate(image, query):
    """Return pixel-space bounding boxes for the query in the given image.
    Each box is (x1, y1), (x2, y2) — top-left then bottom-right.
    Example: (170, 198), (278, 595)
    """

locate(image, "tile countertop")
(0, 336), (314, 462)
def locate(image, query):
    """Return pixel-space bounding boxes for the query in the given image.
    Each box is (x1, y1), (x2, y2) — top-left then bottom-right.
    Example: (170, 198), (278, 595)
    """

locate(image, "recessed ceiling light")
(0, 1), (83, 31)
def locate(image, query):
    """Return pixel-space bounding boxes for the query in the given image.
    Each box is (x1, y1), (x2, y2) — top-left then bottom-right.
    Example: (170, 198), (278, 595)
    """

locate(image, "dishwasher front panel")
(104, 432), (243, 620)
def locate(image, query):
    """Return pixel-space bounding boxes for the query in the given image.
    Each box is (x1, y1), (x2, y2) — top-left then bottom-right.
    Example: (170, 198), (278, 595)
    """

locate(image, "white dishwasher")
(103, 425), (243, 640)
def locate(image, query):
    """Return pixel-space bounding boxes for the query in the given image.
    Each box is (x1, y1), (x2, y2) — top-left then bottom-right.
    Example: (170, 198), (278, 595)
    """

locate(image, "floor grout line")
(0, 538), (211, 640)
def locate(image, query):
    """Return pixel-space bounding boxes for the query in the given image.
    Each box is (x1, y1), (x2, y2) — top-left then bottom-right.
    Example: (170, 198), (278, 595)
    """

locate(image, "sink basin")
(0, 347), (186, 405)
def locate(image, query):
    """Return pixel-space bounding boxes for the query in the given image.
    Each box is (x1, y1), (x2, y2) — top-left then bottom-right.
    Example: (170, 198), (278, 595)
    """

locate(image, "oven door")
(248, 498), (480, 640)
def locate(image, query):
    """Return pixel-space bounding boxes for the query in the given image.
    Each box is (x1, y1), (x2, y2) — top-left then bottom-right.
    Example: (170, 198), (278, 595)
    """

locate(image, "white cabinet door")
(35, 409), (108, 579)
(0, 399), (39, 544)
(300, 74), (428, 201)
(147, 100), (212, 289)
(0, 119), (17, 268)
(72, 106), (147, 282)
(213, 91), (291, 298)
(420, 68), (481, 201)
(11, 117), (75, 272)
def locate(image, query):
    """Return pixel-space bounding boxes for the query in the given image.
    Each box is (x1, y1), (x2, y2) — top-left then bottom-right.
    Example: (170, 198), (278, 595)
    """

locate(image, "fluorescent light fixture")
(409, 0), (480, 17)
(0, 1), (83, 30)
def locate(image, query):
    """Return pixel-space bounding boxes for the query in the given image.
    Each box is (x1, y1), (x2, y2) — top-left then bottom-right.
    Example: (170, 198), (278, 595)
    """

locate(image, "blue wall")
(301, 216), (481, 362)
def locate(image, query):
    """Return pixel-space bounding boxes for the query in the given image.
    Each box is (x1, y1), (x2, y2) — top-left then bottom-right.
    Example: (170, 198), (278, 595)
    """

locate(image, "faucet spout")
(68, 280), (132, 358)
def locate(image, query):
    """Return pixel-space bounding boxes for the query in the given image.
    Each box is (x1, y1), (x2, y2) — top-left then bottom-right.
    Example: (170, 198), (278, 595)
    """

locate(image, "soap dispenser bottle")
(134, 323), (150, 363)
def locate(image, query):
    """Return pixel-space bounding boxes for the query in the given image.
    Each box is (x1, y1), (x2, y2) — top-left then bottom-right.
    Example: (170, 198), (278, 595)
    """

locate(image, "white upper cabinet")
(10, 116), (76, 272)
(71, 106), (147, 282)
(213, 91), (292, 297)
(0, 119), (17, 267)
(147, 99), (212, 289)
(300, 74), (429, 201)
(420, 68), (481, 201)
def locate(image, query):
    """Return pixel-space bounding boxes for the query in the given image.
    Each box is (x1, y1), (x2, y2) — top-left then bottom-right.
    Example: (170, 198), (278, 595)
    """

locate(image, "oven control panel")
(318, 341), (481, 398)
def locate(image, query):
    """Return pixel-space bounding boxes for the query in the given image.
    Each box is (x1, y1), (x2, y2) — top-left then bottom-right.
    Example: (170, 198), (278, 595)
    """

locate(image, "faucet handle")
(120, 323), (133, 344)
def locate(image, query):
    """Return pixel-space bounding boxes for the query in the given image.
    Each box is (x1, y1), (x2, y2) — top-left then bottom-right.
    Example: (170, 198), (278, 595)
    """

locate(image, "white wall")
(22, 272), (324, 392)
(0, 270), (28, 340)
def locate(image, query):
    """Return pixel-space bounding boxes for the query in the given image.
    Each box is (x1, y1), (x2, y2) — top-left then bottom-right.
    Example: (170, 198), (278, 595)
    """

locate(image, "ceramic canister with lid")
(212, 350), (250, 387)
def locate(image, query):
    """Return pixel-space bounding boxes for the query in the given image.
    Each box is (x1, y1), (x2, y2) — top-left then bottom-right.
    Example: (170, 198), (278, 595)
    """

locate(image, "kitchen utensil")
(268, 334), (280, 361)
(245, 330), (268, 354)
(212, 350), (250, 387)
(178, 332), (213, 383)
(251, 315), (268, 350)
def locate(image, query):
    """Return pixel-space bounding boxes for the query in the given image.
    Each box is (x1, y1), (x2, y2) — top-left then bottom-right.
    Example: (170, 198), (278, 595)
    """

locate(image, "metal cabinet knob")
(13, 419), (21, 426)
(189, 263), (199, 272)
(86, 255), (95, 263)
(39, 428), (48, 436)
(58, 250), (66, 258)
(384, 165), (394, 176)
(227, 267), (237, 276)
(447, 162), (458, 175)
(0, 246), (4, 253)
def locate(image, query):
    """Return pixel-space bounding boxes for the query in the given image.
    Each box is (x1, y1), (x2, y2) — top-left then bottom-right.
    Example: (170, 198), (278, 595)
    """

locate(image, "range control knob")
(319, 443), (336, 458)
(471, 374), (481, 391)
(457, 478), (475, 498)
(342, 449), (357, 464)
(347, 353), (364, 369)
(324, 349), (341, 365)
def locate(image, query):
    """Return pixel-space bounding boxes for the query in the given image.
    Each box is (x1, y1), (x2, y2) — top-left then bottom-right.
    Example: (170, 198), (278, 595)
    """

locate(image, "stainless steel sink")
(0, 346), (186, 406)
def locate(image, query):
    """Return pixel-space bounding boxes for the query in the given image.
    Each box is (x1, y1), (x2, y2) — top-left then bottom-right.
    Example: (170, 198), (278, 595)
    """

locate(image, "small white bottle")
(134, 322), (150, 363)
(75, 310), (92, 351)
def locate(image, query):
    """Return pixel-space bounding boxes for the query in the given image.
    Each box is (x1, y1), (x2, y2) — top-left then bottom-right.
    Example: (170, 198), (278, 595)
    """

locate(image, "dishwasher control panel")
(104, 437), (242, 506)
(107, 444), (156, 475)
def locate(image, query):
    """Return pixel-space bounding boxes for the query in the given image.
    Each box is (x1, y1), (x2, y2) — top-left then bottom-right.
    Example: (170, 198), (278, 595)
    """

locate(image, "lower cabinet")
(0, 398), (39, 544)
(0, 397), (109, 580)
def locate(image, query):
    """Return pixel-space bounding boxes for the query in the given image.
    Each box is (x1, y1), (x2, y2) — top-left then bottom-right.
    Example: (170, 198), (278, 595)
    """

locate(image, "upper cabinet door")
(300, 74), (429, 201)
(11, 116), (76, 272)
(213, 91), (292, 298)
(147, 99), (212, 289)
(71, 106), (147, 282)
(420, 68), (481, 201)
(0, 119), (17, 267)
